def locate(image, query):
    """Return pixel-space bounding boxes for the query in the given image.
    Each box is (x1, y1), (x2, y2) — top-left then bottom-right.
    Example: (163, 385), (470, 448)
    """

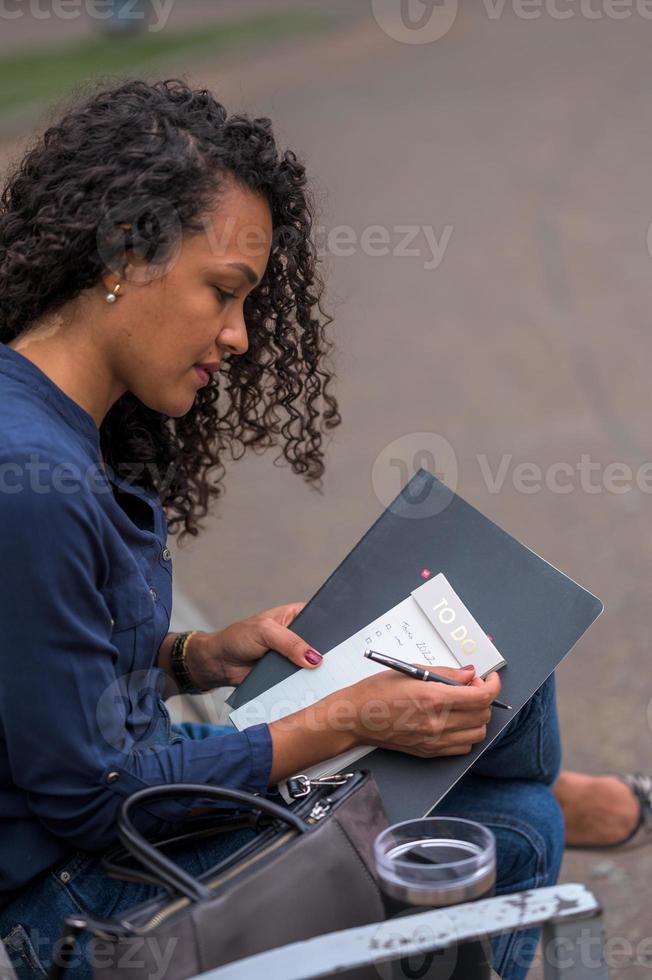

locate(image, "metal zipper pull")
(309, 799), (333, 822)
(286, 772), (356, 800)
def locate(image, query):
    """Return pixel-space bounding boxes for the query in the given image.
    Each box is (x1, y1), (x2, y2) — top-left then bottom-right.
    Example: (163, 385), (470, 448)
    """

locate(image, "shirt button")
(59, 870), (71, 884)
(150, 588), (157, 601)
(162, 547), (171, 561)
(110, 617), (115, 628)
(106, 771), (120, 783)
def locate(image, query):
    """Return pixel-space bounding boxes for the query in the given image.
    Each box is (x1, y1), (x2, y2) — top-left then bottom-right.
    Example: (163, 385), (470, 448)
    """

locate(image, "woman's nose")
(219, 311), (249, 356)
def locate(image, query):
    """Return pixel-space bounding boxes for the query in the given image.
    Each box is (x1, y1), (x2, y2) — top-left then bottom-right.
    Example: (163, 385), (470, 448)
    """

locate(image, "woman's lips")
(194, 366), (210, 385)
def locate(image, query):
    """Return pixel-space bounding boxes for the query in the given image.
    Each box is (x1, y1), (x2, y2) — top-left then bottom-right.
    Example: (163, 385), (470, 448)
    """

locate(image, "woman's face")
(107, 178), (273, 419)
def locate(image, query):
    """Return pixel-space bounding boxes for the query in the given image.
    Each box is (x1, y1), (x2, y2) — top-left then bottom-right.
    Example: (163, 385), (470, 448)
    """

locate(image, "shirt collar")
(0, 342), (101, 452)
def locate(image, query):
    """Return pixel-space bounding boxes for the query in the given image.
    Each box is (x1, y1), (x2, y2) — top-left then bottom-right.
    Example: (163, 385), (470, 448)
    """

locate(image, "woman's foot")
(553, 770), (644, 847)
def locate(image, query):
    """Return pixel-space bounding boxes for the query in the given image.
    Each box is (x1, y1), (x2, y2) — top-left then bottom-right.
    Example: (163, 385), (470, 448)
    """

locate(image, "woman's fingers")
(256, 615), (323, 669)
(413, 664), (476, 684)
(439, 725), (488, 746)
(445, 671), (503, 710)
(427, 744), (475, 757)
(410, 665), (502, 710)
(256, 601), (307, 627)
(421, 725), (488, 754)
(439, 708), (493, 732)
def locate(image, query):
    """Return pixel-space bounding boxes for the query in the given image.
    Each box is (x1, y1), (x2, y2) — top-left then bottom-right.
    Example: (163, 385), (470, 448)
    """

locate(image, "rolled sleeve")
(100, 723), (273, 813)
(243, 723), (274, 793)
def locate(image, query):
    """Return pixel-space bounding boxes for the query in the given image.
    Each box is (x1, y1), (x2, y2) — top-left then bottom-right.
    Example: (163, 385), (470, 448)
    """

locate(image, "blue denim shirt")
(0, 342), (273, 901)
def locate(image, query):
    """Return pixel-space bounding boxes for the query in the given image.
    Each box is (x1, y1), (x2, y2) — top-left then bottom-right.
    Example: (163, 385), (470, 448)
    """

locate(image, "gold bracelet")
(170, 630), (202, 694)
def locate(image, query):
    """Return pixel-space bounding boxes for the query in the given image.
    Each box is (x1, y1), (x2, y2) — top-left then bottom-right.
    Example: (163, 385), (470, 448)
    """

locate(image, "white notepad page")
(229, 573), (505, 799)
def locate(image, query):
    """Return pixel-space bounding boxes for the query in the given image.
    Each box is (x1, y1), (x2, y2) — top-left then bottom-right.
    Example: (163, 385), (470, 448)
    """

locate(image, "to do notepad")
(229, 574), (506, 798)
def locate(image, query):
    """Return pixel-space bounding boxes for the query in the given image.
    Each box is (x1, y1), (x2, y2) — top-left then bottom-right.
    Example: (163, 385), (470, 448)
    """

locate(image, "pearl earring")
(105, 283), (121, 304)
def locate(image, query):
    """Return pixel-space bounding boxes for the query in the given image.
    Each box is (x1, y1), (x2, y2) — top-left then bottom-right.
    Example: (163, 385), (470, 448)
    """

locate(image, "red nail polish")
(462, 664), (475, 671)
(305, 649), (322, 665)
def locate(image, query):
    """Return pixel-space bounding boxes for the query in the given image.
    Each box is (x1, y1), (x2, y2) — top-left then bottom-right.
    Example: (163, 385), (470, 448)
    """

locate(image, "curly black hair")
(0, 78), (341, 544)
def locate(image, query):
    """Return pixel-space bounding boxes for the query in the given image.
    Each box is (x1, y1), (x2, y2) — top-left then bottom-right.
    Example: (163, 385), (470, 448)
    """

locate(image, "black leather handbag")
(49, 770), (389, 980)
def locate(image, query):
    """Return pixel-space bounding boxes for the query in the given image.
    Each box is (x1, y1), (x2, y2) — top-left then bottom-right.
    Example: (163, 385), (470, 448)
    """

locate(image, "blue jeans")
(0, 676), (563, 980)
(437, 672), (564, 980)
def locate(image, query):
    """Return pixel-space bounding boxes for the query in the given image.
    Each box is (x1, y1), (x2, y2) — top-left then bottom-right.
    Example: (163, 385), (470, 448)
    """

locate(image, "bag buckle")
(286, 772), (356, 800)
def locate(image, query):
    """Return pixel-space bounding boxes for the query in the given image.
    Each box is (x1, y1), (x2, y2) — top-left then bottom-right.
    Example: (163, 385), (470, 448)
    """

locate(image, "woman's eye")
(215, 287), (237, 304)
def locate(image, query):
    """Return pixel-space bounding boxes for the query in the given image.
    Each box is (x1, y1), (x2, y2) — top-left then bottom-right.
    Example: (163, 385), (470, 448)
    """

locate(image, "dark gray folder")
(227, 470), (603, 823)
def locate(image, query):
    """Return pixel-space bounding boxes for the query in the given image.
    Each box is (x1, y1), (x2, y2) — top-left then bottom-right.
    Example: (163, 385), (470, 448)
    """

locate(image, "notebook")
(227, 470), (603, 822)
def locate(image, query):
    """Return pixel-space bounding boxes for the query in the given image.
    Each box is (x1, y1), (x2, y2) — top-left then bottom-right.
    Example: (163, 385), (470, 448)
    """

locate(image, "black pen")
(363, 648), (512, 710)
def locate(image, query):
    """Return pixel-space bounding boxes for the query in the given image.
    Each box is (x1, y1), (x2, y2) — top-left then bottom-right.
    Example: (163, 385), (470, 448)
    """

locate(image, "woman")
(0, 79), (564, 980)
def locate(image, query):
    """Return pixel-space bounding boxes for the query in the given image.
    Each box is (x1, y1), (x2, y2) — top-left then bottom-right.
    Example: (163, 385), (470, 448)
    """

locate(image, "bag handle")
(117, 783), (310, 903)
(103, 813), (254, 891)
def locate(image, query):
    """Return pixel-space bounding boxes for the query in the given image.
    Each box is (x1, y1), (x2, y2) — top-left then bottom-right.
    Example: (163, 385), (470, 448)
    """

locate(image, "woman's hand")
(344, 665), (500, 757)
(268, 665), (502, 784)
(186, 602), (323, 689)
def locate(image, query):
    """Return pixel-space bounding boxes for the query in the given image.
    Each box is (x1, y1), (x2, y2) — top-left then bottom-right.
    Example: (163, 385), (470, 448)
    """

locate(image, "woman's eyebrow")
(221, 261), (260, 286)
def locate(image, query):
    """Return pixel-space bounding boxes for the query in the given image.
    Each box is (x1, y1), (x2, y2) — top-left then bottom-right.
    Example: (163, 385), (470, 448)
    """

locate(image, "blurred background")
(2, 1), (652, 973)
